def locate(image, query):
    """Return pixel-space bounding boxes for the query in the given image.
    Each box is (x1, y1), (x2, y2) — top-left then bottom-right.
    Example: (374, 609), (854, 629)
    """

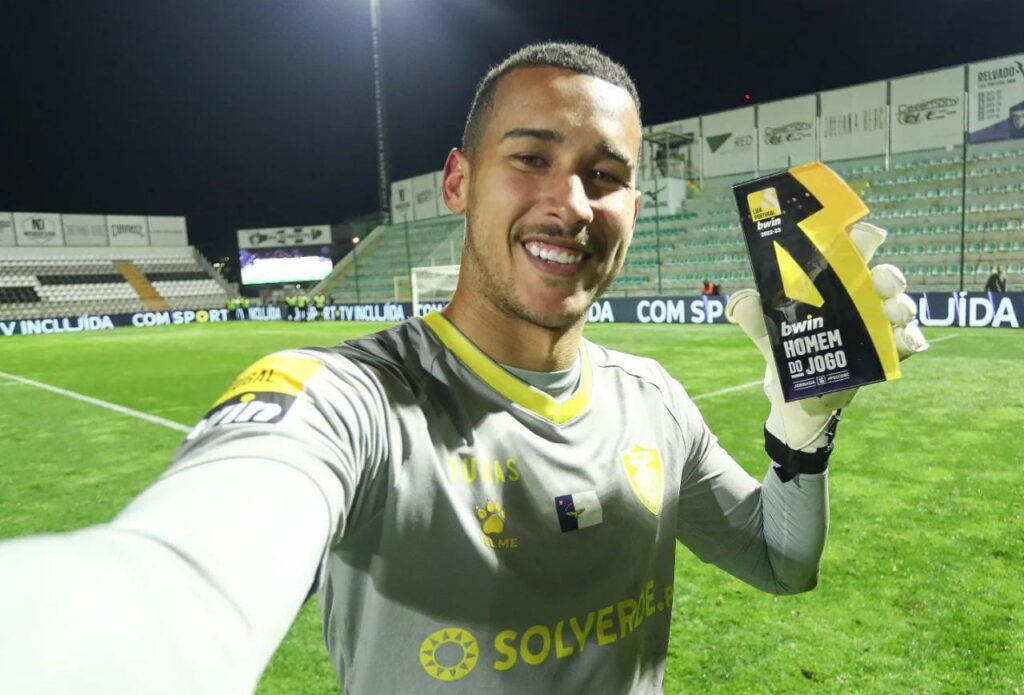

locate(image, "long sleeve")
(0, 349), (393, 693)
(673, 389), (829, 595)
(0, 458), (332, 694)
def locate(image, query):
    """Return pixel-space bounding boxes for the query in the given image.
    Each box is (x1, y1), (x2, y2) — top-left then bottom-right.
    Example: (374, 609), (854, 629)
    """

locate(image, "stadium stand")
(0, 247), (231, 320)
(319, 140), (1022, 302)
(313, 106), (1022, 302)
(317, 217), (464, 303)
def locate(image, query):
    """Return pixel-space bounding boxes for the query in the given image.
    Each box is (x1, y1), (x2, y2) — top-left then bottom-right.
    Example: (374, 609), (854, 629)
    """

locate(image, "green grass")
(1, 322), (1022, 693)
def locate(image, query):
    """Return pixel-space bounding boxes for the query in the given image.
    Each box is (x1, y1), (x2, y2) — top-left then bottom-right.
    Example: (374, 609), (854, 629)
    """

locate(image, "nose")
(543, 173), (594, 231)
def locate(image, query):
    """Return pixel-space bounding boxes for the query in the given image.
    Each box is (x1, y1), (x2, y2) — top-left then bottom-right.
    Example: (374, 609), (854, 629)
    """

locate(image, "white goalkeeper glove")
(725, 221), (929, 468)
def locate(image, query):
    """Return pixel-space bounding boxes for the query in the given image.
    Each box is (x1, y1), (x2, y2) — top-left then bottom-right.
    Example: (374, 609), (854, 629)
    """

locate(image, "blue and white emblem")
(554, 490), (603, 532)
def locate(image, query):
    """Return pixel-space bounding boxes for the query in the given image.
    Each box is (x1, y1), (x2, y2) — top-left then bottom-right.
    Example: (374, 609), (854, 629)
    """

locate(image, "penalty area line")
(691, 334), (962, 401)
(692, 379), (763, 402)
(0, 370), (191, 433)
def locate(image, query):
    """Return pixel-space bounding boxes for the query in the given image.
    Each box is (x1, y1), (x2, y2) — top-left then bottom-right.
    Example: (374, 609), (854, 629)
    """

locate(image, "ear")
(443, 149), (470, 215)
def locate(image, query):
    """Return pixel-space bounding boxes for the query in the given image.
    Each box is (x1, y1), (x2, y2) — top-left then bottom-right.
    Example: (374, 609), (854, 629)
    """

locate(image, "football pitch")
(1, 320), (1021, 693)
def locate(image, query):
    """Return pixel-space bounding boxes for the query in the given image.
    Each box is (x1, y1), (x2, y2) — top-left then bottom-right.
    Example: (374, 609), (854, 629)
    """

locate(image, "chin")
(516, 292), (591, 330)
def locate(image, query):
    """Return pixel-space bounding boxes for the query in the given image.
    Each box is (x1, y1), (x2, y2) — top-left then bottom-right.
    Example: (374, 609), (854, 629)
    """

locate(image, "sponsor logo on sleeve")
(186, 353), (322, 439)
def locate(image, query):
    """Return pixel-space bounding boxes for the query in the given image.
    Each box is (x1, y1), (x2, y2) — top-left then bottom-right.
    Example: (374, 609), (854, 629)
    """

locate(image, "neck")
(442, 290), (584, 371)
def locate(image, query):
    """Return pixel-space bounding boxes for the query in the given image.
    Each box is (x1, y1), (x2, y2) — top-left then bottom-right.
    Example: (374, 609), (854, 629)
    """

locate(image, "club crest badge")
(620, 444), (664, 515)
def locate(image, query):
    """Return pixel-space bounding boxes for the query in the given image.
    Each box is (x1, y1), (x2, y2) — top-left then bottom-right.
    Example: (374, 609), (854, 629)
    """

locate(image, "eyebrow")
(500, 128), (635, 170)
(597, 142), (634, 170)
(500, 128), (563, 144)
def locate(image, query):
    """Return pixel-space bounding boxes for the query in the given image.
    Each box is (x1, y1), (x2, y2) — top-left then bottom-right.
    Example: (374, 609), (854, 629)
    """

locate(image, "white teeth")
(524, 242), (583, 265)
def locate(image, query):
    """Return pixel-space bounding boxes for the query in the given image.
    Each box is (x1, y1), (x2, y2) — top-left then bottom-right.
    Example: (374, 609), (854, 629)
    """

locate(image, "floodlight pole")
(353, 238), (362, 302)
(652, 171), (663, 294)
(958, 129), (968, 293)
(643, 134), (664, 294)
(370, 0), (391, 223)
(403, 212), (413, 303)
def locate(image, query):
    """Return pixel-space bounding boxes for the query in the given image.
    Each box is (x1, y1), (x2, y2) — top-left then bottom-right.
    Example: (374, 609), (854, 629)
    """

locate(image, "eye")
(593, 170), (627, 187)
(513, 154), (548, 168)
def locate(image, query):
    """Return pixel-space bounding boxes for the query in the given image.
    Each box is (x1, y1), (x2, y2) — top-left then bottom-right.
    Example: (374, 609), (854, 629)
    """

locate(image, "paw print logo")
(476, 501), (506, 535)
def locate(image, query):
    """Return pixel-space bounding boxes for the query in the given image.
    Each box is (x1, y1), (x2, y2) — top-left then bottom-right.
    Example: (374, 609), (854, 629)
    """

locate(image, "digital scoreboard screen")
(239, 245), (334, 285)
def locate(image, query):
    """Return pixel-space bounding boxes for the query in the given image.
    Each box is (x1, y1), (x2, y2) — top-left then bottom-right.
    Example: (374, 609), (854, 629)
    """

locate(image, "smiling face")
(443, 67), (642, 330)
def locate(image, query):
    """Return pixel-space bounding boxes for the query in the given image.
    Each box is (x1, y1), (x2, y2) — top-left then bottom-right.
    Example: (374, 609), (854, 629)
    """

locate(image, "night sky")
(3, 0), (1022, 261)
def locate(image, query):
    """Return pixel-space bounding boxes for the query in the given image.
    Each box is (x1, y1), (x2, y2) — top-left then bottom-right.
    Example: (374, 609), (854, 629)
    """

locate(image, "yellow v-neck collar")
(422, 311), (592, 425)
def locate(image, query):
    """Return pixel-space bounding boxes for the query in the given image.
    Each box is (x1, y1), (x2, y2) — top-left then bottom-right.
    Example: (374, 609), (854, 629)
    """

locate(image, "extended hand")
(726, 222), (928, 454)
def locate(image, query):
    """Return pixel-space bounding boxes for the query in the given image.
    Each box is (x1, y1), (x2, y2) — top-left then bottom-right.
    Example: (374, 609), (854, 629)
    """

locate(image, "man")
(984, 264), (1007, 292)
(0, 43), (924, 693)
(701, 278), (720, 296)
(285, 292), (297, 321)
(297, 292), (311, 321)
(231, 296), (247, 321)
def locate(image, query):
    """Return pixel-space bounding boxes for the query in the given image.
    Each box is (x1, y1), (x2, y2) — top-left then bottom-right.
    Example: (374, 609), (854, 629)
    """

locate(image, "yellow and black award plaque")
(732, 161), (900, 402)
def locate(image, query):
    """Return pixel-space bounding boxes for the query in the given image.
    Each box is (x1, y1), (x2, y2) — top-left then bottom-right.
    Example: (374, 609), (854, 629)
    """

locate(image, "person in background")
(701, 278), (720, 296)
(230, 297), (246, 321)
(984, 264), (1007, 292)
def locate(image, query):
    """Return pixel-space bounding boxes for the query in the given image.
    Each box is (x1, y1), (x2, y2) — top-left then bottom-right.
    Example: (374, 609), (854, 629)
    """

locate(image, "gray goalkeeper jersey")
(172, 312), (828, 694)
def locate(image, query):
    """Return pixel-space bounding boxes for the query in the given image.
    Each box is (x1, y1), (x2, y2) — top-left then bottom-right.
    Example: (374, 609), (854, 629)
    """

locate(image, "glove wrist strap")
(766, 411), (841, 482)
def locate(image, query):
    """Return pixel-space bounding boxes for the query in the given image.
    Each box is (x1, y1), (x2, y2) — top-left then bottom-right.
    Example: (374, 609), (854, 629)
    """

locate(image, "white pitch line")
(692, 379), (763, 401)
(6, 340), (963, 429)
(690, 334), (967, 401)
(0, 370), (190, 433)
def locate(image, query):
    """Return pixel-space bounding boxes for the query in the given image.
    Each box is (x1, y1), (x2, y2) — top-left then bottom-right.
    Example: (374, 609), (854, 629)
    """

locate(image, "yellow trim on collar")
(422, 311), (591, 425)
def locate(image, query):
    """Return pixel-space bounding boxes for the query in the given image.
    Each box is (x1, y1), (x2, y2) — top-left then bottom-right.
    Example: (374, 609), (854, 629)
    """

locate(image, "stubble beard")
(462, 212), (619, 331)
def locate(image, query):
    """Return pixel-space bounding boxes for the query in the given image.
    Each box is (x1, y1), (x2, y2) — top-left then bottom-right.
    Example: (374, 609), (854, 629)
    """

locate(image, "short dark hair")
(461, 42), (641, 157)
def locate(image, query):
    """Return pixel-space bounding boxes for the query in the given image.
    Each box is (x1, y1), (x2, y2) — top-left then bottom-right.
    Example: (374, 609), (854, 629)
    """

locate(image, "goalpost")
(409, 264), (460, 317)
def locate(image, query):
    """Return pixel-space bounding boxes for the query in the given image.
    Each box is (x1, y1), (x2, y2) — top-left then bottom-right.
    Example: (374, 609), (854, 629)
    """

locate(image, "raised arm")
(677, 217), (925, 595)
(675, 395), (829, 595)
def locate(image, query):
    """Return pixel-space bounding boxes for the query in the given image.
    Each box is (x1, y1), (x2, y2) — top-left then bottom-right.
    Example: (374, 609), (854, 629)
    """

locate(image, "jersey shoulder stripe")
(212, 352), (324, 407)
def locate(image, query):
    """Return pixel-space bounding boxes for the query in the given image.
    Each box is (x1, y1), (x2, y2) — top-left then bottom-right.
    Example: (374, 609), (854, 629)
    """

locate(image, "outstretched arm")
(0, 458), (334, 694)
(0, 349), (390, 693)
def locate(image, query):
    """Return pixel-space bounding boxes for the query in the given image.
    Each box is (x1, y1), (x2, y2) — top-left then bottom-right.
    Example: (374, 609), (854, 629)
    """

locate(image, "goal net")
(410, 265), (460, 316)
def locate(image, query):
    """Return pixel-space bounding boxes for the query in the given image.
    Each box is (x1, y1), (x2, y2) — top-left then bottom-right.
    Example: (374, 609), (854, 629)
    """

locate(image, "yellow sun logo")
(419, 627), (479, 682)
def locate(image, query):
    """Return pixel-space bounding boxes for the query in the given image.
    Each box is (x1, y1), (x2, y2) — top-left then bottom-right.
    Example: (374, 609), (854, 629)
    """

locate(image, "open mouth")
(523, 241), (588, 268)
